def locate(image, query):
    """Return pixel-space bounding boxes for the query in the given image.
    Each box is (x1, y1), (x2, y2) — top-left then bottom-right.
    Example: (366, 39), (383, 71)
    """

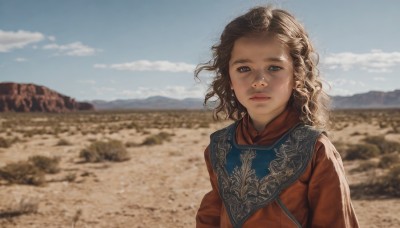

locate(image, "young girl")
(195, 6), (359, 228)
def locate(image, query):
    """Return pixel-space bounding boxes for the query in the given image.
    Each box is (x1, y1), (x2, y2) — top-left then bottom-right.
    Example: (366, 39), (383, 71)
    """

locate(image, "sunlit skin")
(229, 37), (295, 132)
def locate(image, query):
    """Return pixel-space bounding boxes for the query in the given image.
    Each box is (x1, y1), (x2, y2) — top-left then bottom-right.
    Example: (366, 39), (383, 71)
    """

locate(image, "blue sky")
(1, 0), (400, 101)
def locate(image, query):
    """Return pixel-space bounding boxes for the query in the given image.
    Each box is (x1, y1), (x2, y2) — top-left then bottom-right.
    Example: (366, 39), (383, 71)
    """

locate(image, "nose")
(252, 74), (268, 88)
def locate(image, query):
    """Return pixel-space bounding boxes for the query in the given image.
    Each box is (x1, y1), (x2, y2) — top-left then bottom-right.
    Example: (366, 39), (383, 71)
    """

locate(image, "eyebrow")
(230, 57), (286, 66)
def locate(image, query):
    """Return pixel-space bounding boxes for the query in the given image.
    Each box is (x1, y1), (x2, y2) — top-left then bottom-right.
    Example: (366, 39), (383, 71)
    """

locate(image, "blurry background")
(1, 1), (400, 227)
(1, 0), (400, 101)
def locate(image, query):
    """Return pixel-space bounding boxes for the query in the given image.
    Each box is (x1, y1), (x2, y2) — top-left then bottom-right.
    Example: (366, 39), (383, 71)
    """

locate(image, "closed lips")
(250, 93), (270, 99)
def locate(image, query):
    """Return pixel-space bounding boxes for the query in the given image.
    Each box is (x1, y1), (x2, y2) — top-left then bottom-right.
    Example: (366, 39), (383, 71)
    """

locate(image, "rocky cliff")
(0, 82), (94, 112)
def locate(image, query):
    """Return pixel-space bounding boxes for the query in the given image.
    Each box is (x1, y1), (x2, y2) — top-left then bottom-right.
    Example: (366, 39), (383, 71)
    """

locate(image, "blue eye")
(268, 66), (282, 71)
(237, 66), (250, 73)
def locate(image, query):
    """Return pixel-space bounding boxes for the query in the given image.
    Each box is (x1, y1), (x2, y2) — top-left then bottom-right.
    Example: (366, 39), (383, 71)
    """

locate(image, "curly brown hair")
(195, 5), (330, 128)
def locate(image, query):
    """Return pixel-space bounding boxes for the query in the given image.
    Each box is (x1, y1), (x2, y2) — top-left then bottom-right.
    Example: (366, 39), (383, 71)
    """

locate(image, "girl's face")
(228, 37), (294, 121)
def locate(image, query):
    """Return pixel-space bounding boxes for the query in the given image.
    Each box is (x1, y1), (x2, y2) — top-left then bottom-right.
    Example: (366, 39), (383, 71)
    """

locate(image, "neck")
(248, 107), (288, 133)
(249, 115), (274, 132)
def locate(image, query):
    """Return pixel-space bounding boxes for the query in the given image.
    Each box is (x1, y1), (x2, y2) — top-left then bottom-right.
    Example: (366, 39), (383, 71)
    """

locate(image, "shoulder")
(209, 121), (237, 141)
(290, 125), (339, 163)
(311, 133), (346, 174)
(314, 134), (342, 161)
(292, 124), (322, 142)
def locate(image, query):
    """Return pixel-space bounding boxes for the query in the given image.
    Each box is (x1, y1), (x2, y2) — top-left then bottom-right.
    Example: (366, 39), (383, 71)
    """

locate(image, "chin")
(250, 105), (285, 116)
(248, 107), (273, 115)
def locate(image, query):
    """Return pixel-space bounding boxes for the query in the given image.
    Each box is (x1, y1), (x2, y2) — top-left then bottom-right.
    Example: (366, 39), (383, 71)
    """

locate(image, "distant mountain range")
(90, 96), (204, 110)
(90, 90), (400, 110)
(3, 82), (397, 112)
(332, 90), (400, 109)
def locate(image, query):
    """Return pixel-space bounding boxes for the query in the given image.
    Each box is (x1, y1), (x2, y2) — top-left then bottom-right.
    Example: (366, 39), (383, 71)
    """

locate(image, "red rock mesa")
(0, 82), (94, 112)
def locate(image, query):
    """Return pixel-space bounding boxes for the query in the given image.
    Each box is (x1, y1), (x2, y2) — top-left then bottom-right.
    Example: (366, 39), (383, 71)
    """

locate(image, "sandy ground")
(0, 117), (399, 227)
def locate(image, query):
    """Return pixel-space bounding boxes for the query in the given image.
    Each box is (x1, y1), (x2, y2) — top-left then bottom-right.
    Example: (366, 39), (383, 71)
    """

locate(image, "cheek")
(229, 77), (235, 89)
(275, 78), (294, 93)
(231, 79), (249, 93)
(228, 70), (234, 86)
(286, 78), (294, 88)
(231, 80), (241, 91)
(229, 74), (241, 88)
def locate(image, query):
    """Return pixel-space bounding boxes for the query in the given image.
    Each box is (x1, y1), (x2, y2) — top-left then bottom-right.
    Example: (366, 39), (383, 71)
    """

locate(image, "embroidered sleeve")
(196, 147), (222, 228)
(308, 135), (360, 228)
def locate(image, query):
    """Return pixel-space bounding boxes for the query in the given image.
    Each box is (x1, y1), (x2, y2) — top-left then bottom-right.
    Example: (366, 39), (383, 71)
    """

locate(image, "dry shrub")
(28, 155), (60, 174)
(0, 197), (39, 219)
(72, 209), (82, 228)
(142, 130), (151, 135)
(141, 135), (163, 146)
(79, 140), (130, 162)
(0, 155), (61, 186)
(141, 132), (175, 146)
(125, 141), (139, 148)
(350, 160), (378, 173)
(56, 138), (72, 146)
(363, 135), (400, 154)
(63, 173), (77, 182)
(345, 143), (380, 160)
(332, 141), (348, 157)
(350, 131), (362, 136)
(126, 121), (142, 132)
(378, 153), (400, 169)
(198, 122), (210, 128)
(379, 122), (388, 129)
(351, 164), (400, 198)
(0, 137), (11, 148)
(0, 161), (45, 186)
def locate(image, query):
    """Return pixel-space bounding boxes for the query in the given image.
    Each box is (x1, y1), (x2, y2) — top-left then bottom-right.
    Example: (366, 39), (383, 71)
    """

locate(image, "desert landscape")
(0, 109), (399, 228)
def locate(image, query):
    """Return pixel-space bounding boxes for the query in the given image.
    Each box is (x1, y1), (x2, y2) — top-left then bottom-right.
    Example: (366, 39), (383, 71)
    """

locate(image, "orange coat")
(196, 108), (359, 228)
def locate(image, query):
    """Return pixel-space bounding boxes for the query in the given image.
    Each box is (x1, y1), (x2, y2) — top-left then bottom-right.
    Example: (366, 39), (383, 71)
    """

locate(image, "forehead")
(230, 36), (291, 60)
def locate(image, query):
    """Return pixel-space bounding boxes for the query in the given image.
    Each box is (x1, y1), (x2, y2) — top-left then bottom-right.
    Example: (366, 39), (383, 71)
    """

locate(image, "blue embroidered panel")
(225, 135), (289, 179)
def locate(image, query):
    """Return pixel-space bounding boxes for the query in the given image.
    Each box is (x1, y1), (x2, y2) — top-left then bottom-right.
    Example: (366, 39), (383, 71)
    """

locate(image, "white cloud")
(328, 88), (353, 96)
(43, 42), (100, 56)
(93, 87), (117, 96)
(119, 85), (206, 99)
(362, 67), (392, 73)
(322, 50), (400, 73)
(328, 78), (366, 87)
(47, 36), (56, 42)
(14, 58), (27, 62)
(0, 30), (45, 52)
(94, 60), (196, 73)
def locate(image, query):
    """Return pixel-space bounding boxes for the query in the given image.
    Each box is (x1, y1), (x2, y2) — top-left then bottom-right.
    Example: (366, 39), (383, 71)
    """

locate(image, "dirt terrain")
(0, 110), (399, 227)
